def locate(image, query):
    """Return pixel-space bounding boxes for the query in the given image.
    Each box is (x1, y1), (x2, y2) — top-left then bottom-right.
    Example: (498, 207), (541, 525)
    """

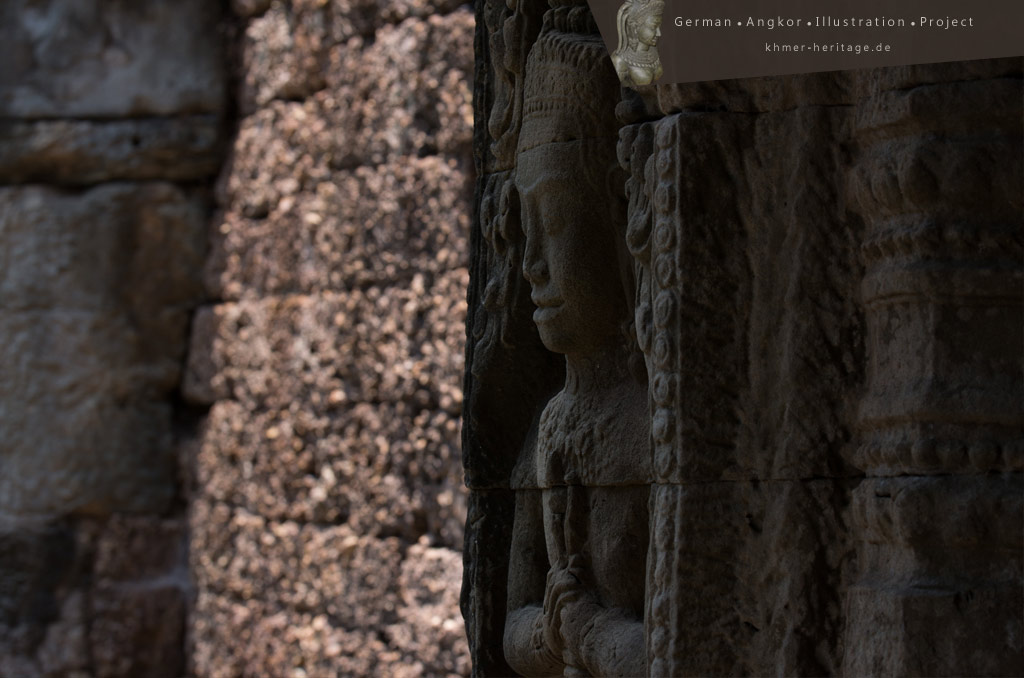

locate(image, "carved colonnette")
(844, 62), (1024, 676)
(618, 108), (750, 675)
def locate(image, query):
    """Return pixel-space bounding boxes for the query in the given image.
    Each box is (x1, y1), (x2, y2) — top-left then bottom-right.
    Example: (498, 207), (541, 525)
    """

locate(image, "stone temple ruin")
(0, 0), (1021, 677)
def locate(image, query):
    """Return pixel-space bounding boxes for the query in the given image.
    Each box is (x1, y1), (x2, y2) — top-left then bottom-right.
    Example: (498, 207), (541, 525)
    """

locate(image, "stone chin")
(532, 310), (576, 355)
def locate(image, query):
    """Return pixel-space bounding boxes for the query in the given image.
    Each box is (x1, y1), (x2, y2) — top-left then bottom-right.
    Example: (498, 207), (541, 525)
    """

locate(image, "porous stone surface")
(3, 0), (475, 674)
(185, 2), (474, 676)
(466, 1), (1022, 675)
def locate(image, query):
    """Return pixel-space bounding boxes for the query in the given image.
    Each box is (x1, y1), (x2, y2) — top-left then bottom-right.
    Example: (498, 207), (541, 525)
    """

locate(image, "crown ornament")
(518, 20), (621, 153)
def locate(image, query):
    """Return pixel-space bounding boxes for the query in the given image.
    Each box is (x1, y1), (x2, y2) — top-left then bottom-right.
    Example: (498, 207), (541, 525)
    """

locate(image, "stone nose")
(522, 237), (550, 284)
(523, 257), (549, 286)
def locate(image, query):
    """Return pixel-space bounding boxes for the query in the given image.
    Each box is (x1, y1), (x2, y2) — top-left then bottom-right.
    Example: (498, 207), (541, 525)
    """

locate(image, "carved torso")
(508, 372), (651, 677)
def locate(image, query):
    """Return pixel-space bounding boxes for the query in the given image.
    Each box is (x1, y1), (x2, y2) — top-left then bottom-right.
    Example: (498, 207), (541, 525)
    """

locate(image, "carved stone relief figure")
(500, 10), (651, 677)
(610, 0), (665, 87)
(469, 1), (1024, 670)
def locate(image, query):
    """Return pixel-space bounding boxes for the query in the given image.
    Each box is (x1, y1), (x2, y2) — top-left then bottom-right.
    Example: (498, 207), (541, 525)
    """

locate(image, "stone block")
(37, 591), (88, 676)
(191, 590), (399, 678)
(236, 7), (473, 158)
(239, 1), (472, 121)
(319, 11), (474, 160)
(212, 153), (470, 296)
(185, 279), (466, 415)
(93, 516), (185, 583)
(652, 71), (852, 117)
(854, 57), (1023, 99)
(848, 475), (1022, 592)
(646, 479), (855, 676)
(0, 117), (223, 185)
(193, 399), (465, 545)
(388, 541), (471, 677)
(0, 310), (176, 517)
(0, 524), (85, 677)
(0, 183), (206, 517)
(190, 501), (460, 678)
(844, 583), (1023, 676)
(459, 490), (516, 676)
(0, 184), (207, 323)
(181, 305), (231, 406)
(0, 0), (224, 118)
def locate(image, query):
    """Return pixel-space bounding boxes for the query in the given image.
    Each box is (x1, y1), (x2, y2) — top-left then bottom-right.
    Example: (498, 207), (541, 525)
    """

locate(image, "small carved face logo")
(515, 144), (626, 355)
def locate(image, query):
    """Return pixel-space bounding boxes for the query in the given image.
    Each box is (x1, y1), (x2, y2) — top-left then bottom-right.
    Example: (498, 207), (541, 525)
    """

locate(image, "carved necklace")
(538, 389), (620, 488)
(616, 46), (659, 68)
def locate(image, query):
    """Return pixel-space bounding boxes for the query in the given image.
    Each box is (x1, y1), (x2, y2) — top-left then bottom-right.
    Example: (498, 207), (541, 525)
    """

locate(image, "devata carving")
(611, 0), (665, 87)
(501, 12), (651, 678)
(467, 1), (1023, 675)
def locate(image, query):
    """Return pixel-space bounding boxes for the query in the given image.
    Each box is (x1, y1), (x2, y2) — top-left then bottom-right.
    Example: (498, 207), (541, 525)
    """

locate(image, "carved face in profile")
(516, 143), (627, 356)
(636, 12), (662, 47)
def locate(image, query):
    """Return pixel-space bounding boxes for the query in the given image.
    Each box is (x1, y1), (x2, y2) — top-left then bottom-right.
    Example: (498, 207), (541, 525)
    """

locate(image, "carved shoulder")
(510, 408), (542, 490)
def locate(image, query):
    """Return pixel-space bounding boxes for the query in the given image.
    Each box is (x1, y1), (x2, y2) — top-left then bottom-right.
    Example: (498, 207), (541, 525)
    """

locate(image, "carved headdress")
(516, 6), (645, 382)
(616, 0), (666, 44)
(518, 6), (621, 154)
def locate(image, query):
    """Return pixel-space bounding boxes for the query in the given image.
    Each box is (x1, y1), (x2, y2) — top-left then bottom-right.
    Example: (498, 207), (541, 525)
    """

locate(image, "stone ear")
(605, 162), (629, 202)
(498, 178), (522, 243)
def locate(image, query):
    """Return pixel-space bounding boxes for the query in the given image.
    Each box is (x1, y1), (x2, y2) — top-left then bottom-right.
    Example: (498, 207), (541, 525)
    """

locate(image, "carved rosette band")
(650, 120), (681, 482)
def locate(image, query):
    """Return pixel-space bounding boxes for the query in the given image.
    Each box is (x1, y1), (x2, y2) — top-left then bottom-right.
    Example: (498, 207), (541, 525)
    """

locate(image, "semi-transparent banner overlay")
(588, 0), (1023, 85)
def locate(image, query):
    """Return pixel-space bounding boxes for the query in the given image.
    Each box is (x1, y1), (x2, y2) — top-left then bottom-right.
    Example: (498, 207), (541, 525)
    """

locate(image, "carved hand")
(541, 566), (573, 657)
(543, 565), (598, 667)
(556, 596), (604, 669)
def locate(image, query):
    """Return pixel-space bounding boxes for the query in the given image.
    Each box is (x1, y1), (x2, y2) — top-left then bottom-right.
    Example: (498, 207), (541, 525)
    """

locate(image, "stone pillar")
(844, 62), (1024, 677)
(0, 1), (225, 676)
(623, 77), (862, 676)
